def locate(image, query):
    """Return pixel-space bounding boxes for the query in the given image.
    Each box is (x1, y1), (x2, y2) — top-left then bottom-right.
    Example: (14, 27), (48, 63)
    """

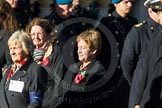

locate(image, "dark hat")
(144, 0), (162, 10)
(54, 0), (73, 5)
(112, 0), (121, 4)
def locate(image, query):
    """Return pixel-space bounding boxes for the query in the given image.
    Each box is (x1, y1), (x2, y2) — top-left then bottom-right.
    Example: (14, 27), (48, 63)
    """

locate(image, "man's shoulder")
(134, 21), (147, 28)
(100, 13), (115, 26)
(130, 21), (149, 36)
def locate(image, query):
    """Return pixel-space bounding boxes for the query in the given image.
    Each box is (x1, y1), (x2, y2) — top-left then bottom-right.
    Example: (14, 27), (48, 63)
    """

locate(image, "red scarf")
(7, 59), (26, 81)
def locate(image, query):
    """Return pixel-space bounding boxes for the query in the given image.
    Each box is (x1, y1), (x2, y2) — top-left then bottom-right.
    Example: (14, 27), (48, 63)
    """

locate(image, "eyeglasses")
(30, 32), (44, 38)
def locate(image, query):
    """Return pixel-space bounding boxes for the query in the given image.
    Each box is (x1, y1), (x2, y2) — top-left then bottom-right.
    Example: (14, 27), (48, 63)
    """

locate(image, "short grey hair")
(8, 30), (33, 55)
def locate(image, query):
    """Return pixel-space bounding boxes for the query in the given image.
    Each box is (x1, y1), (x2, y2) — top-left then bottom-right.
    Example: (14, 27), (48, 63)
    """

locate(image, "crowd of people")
(0, 0), (162, 108)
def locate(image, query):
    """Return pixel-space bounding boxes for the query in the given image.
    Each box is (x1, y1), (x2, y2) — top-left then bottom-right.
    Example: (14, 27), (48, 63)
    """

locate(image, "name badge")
(8, 80), (24, 93)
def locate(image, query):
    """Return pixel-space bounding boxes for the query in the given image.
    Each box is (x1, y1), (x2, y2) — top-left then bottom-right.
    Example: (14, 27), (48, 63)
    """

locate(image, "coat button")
(115, 31), (119, 34)
(117, 65), (120, 69)
(82, 22), (85, 26)
(70, 53), (73, 56)
(71, 41), (74, 45)
(12, 94), (14, 96)
(25, 10), (28, 13)
(70, 31), (73, 34)
(150, 26), (154, 30)
(117, 54), (120, 57)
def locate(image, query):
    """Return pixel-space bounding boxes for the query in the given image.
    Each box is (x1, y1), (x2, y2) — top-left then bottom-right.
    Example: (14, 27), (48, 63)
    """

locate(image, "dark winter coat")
(58, 59), (106, 108)
(0, 57), (47, 108)
(0, 29), (13, 81)
(121, 18), (161, 108)
(136, 27), (162, 108)
(42, 45), (65, 108)
(99, 10), (138, 108)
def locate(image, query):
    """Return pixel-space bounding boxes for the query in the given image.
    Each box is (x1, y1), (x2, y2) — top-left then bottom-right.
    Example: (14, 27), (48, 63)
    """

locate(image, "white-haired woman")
(0, 30), (47, 108)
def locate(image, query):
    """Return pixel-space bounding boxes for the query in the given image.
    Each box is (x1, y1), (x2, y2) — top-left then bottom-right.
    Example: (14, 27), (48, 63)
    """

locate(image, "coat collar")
(72, 59), (98, 74)
(146, 17), (161, 34)
(49, 10), (73, 25)
(112, 10), (129, 20)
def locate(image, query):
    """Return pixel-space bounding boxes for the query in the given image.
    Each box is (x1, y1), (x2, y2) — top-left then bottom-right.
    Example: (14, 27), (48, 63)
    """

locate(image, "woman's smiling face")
(30, 25), (47, 48)
(77, 39), (94, 63)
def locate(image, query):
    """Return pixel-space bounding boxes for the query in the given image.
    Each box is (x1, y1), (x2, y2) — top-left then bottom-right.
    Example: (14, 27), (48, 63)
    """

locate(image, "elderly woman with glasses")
(26, 18), (65, 108)
(0, 30), (47, 108)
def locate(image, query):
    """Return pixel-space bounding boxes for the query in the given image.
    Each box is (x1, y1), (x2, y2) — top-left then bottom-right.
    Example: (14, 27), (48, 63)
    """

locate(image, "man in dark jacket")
(134, 26), (162, 108)
(98, 0), (137, 108)
(121, 0), (162, 108)
(131, 0), (162, 108)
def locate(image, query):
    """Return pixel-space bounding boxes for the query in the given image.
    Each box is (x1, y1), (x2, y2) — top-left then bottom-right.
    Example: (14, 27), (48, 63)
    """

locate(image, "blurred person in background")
(45, 0), (73, 25)
(72, 0), (97, 19)
(98, 0), (138, 107)
(5, 0), (32, 29)
(0, 0), (19, 81)
(45, 0), (93, 68)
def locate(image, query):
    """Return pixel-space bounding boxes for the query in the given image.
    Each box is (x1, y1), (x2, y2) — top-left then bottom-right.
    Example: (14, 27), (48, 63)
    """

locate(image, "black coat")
(72, 5), (97, 19)
(0, 57), (47, 108)
(135, 27), (162, 108)
(121, 18), (161, 108)
(0, 29), (13, 80)
(15, 0), (32, 29)
(100, 10), (138, 54)
(58, 59), (106, 108)
(42, 45), (65, 108)
(99, 10), (138, 108)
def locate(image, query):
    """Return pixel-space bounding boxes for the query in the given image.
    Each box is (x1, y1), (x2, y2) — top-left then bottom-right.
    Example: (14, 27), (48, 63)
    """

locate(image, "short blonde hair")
(8, 30), (33, 55)
(77, 29), (101, 55)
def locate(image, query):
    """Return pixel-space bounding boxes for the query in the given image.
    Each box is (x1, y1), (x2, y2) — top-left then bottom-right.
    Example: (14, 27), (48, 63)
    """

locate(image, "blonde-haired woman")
(59, 29), (106, 108)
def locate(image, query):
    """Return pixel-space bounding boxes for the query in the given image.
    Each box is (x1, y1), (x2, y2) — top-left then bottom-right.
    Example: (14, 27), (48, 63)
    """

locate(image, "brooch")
(74, 70), (86, 84)
(41, 57), (50, 66)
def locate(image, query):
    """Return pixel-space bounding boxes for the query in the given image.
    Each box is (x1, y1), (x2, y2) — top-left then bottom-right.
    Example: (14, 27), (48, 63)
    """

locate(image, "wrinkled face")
(115, 0), (134, 15)
(55, 4), (72, 19)
(5, 0), (18, 9)
(77, 39), (94, 63)
(30, 25), (47, 48)
(9, 42), (27, 64)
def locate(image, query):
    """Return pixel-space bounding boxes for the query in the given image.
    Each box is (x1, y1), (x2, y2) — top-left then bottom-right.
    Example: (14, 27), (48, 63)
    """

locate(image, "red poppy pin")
(74, 71), (86, 84)
(20, 60), (26, 65)
(41, 57), (50, 66)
